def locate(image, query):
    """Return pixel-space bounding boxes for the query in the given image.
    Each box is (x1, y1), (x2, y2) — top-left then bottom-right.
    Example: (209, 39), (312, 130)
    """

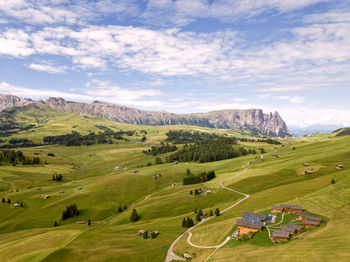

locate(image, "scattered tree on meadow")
(215, 208), (220, 216)
(130, 208), (140, 222)
(209, 209), (213, 216)
(7, 199), (11, 204)
(118, 204), (123, 212)
(54, 221), (58, 227)
(1, 198), (5, 203)
(186, 168), (191, 176)
(88, 219), (91, 226)
(62, 203), (79, 220)
(196, 213), (201, 222)
(331, 179), (336, 184)
(20, 202), (23, 207)
(194, 189), (200, 195)
(143, 231), (148, 239)
(182, 217), (186, 227)
(189, 190), (193, 195)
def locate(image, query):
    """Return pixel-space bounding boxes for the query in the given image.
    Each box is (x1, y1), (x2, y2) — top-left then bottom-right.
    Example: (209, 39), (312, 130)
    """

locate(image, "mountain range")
(0, 93), (292, 137)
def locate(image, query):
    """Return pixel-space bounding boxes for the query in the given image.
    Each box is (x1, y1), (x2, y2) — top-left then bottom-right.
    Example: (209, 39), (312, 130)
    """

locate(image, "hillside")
(0, 106), (349, 262)
(0, 94), (292, 137)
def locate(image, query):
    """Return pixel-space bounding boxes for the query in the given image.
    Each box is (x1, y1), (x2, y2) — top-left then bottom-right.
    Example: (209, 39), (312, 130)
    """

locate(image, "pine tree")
(182, 217), (186, 227)
(194, 189), (200, 195)
(124, 204), (127, 210)
(1, 198), (5, 203)
(196, 213), (201, 222)
(143, 231), (148, 239)
(209, 209), (213, 216)
(186, 168), (191, 176)
(130, 208), (140, 222)
(215, 208), (220, 216)
(20, 202), (23, 207)
(186, 217), (191, 227)
(190, 218), (194, 227)
(88, 219), (91, 226)
(7, 198), (11, 204)
(331, 179), (336, 184)
(54, 221), (58, 227)
(118, 204), (123, 212)
(189, 190), (193, 195)
(198, 209), (203, 217)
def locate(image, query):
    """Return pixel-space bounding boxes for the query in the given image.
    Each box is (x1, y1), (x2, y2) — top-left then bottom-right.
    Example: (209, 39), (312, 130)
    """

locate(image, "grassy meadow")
(0, 106), (349, 261)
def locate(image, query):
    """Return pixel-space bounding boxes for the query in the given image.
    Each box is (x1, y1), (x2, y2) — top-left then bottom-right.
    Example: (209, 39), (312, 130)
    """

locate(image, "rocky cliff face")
(0, 93), (33, 111)
(0, 94), (292, 137)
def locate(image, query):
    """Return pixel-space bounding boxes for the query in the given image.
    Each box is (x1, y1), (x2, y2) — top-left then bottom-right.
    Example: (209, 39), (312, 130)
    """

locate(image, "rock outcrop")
(0, 93), (33, 111)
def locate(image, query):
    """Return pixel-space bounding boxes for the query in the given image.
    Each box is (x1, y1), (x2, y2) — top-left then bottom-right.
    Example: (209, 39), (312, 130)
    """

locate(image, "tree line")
(0, 149), (40, 166)
(166, 137), (250, 163)
(183, 171), (216, 185)
(165, 130), (221, 144)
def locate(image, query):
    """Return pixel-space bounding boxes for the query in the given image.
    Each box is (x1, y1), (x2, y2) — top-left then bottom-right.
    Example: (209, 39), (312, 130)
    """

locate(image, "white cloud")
(0, 29), (33, 57)
(27, 62), (67, 74)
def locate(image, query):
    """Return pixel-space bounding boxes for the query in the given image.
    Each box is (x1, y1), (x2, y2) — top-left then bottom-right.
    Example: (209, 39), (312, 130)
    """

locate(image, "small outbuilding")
(14, 203), (19, 208)
(35, 187), (41, 190)
(76, 221), (86, 224)
(297, 212), (321, 224)
(336, 164), (344, 169)
(236, 219), (263, 236)
(130, 170), (139, 174)
(272, 230), (290, 242)
(305, 170), (313, 174)
(59, 190), (65, 194)
(302, 220), (319, 228)
(138, 230), (146, 235)
(304, 163), (309, 166)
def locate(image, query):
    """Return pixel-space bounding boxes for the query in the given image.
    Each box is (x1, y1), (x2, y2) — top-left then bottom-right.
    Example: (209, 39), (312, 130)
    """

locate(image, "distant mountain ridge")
(0, 93), (292, 137)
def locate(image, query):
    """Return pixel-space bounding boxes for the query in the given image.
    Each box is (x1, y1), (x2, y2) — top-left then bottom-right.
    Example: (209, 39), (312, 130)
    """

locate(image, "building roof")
(236, 219), (263, 230)
(242, 212), (267, 221)
(151, 230), (159, 235)
(297, 212), (322, 221)
(302, 220), (319, 226)
(272, 230), (290, 238)
(286, 223), (304, 231)
(272, 206), (283, 211)
(280, 204), (292, 208)
(289, 205), (304, 210)
(280, 225), (296, 232)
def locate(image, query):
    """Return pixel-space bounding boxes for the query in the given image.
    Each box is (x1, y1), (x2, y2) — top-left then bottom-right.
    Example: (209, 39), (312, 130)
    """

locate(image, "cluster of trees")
(0, 138), (41, 149)
(52, 174), (63, 181)
(166, 130), (221, 144)
(62, 203), (79, 220)
(141, 230), (158, 239)
(167, 137), (249, 163)
(239, 137), (281, 145)
(183, 171), (216, 185)
(182, 217), (194, 227)
(1, 198), (24, 207)
(43, 130), (138, 146)
(118, 204), (127, 212)
(143, 143), (177, 156)
(130, 208), (140, 222)
(0, 149), (40, 166)
(189, 188), (202, 195)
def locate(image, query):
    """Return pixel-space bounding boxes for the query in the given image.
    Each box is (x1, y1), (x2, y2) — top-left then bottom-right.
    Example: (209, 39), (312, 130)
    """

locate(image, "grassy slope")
(0, 106), (349, 261)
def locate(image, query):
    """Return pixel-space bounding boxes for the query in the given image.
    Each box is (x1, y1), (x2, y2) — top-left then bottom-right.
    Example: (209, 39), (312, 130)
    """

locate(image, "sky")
(0, 0), (350, 129)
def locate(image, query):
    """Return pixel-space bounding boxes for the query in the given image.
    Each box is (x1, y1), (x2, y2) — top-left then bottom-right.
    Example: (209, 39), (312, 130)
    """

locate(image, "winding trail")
(266, 212), (285, 241)
(164, 168), (249, 262)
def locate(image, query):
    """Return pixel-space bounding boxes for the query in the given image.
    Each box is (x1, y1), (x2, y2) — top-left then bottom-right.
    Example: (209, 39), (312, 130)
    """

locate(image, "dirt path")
(164, 168), (249, 262)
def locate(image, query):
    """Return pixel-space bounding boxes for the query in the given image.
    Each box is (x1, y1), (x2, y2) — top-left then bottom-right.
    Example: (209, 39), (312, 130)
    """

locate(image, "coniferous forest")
(167, 137), (249, 163)
(0, 149), (40, 166)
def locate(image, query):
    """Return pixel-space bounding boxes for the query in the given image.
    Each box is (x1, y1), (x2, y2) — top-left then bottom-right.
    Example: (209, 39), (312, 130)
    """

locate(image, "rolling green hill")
(0, 106), (349, 262)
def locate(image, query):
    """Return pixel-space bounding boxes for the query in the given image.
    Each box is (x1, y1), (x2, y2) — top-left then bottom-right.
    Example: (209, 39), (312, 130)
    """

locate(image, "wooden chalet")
(272, 230), (290, 242)
(271, 206), (283, 213)
(286, 223), (304, 233)
(280, 204), (304, 213)
(280, 225), (297, 234)
(236, 219), (263, 236)
(297, 212), (321, 224)
(302, 220), (319, 228)
(242, 212), (267, 222)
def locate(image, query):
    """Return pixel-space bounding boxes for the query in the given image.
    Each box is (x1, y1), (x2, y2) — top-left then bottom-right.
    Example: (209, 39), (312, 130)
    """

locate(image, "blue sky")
(0, 0), (350, 128)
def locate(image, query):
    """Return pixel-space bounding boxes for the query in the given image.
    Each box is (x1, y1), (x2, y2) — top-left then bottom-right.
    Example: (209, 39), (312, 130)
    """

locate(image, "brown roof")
(272, 206), (283, 211)
(280, 225), (296, 233)
(296, 212), (322, 222)
(289, 205), (304, 211)
(286, 223), (304, 231)
(272, 230), (290, 238)
(236, 219), (263, 230)
(242, 212), (267, 221)
(302, 220), (319, 226)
